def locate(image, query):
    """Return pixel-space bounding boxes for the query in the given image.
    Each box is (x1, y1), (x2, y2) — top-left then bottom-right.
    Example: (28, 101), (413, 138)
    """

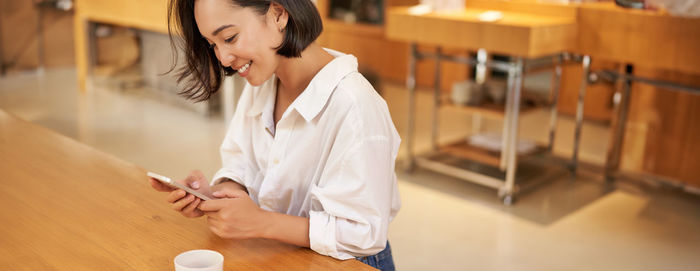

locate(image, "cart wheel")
(502, 195), (516, 205)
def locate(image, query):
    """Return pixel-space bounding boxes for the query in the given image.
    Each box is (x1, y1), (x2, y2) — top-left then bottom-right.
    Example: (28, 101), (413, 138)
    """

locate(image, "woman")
(148, 0), (400, 270)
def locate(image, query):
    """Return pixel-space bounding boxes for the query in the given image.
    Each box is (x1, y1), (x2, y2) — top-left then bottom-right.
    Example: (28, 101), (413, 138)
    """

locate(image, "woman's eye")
(225, 34), (237, 43)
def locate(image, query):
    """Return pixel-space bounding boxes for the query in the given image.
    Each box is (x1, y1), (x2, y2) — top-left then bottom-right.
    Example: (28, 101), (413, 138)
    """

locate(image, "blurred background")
(1, 0), (699, 270)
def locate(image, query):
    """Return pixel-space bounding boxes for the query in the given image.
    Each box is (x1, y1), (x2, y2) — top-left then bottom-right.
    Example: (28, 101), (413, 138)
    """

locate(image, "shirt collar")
(245, 49), (358, 122)
(292, 49), (358, 122)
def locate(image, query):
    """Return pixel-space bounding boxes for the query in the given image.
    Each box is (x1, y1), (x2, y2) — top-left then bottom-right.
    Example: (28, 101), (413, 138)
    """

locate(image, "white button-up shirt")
(210, 49), (401, 260)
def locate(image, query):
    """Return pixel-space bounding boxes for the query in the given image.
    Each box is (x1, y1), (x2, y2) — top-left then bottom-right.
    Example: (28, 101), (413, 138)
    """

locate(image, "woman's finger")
(149, 178), (175, 192)
(186, 179), (201, 189)
(182, 198), (201, 215)
(172, 194), (195, 212)
(166, 189), (187, 203)
(212, 189), (246, 199)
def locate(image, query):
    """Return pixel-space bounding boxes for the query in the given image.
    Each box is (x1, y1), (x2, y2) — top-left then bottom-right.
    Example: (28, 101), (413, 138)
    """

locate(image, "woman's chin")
(243, 75), (269, 87)
(244, 77), (261, 86)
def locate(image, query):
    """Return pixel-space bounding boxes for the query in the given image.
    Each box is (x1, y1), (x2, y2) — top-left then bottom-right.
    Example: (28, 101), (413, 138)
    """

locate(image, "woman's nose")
(220, 54), (235, 68)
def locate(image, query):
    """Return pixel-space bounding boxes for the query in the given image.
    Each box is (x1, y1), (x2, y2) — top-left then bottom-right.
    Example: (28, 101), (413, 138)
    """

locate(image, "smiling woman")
(156, 1), (400, 270)
(167, 0), (322, 101)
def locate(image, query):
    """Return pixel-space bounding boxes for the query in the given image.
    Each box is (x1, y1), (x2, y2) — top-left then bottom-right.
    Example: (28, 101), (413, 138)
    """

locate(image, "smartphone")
(147, 172), (212, 201)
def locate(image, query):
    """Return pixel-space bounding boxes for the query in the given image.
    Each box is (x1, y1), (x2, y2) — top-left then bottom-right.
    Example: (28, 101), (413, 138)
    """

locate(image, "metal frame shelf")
(404, 44), (590, 205)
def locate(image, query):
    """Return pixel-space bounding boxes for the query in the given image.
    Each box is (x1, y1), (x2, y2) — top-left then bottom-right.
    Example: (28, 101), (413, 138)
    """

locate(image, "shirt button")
(273, 158), (280, 164)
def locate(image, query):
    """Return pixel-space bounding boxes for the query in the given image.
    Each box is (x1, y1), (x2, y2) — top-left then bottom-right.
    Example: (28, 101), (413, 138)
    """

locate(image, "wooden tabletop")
(385, 4), (577, 58)
(75, 0), (169, 33)
(0, 109), (374, 270)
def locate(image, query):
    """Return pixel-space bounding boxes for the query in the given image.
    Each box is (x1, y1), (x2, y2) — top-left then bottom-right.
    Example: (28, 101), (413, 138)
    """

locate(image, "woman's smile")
(236, 60), (252, 77)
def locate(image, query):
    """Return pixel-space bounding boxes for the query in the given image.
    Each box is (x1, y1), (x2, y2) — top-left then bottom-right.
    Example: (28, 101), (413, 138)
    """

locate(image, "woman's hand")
(210, 178), (248, 195)
(199, 188), (270, 239)
(148, 170), (211, 218)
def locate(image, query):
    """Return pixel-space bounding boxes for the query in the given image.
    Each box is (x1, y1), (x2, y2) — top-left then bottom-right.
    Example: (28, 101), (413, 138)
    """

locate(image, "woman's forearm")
(212, 180), (309, 247)
(259, 212), (310, 248)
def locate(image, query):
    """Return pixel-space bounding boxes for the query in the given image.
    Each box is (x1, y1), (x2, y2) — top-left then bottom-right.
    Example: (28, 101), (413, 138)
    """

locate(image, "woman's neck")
(274, 43), (334, 101)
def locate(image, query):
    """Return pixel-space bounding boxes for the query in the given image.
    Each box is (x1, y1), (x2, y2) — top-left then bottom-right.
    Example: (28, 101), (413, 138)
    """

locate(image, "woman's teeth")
(239, 62), (251, 73)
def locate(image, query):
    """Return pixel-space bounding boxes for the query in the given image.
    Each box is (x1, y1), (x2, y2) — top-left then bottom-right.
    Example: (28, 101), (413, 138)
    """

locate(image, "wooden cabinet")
(576, 3), (700, 186)
(623, 68), (700, 187)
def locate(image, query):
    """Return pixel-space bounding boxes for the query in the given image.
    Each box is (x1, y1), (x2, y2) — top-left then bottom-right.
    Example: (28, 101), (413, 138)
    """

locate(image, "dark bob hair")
(167, 0), (323, 101)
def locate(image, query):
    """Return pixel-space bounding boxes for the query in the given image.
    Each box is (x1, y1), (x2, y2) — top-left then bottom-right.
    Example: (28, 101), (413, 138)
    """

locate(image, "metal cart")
(404, 43), (591, 205)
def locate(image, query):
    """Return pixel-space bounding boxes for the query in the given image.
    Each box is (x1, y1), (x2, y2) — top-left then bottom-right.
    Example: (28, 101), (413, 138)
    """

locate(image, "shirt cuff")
(309, 210), (354, 260)
(210, 168), (245, 187)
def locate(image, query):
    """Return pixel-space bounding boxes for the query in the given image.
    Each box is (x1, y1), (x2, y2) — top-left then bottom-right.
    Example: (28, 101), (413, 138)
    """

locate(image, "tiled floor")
(2, 68), (699, 271)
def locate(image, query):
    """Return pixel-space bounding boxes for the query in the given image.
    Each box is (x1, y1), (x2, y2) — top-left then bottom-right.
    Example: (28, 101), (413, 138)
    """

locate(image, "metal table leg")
(500, 68), (513, 171)
(0, 9), (5, 76)
(406, 43), (418, 171)
(500, 58), (524, 205)
(548, 54), (563, 152)
(571, 55), (591, 173)
(605, 64), (633, 181)
(472, 114), (482, 135)
(431, 47), (442, 151)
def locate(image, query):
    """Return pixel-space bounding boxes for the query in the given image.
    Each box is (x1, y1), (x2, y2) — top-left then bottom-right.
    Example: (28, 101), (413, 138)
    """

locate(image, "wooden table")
(0, 109), (373, 270)
(73, 0), (169, 92)
(386, 4), (576, 58)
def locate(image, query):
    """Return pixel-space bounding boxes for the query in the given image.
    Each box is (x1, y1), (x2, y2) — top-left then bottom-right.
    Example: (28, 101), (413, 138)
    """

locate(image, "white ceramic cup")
(174, 250), (224, 271)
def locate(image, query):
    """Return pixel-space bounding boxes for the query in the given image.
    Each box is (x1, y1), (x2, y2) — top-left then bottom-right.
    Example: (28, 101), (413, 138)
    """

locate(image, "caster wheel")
(502, 195), (516, 205)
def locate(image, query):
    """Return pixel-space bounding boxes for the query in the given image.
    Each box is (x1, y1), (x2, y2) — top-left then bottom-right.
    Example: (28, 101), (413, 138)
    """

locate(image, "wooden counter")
(0, 109), (373, 270)
(577, 2), (700, 75)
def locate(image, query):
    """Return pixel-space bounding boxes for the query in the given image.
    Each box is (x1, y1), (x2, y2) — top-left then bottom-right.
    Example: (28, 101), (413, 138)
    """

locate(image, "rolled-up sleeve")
(210, 135), (246, 187)
(309, 134), (398, 260)
(210, 96), (248, 188)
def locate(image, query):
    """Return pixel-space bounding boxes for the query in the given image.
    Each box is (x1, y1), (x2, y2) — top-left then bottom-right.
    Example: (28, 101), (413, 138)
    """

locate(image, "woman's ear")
(268, 2), (289, 32)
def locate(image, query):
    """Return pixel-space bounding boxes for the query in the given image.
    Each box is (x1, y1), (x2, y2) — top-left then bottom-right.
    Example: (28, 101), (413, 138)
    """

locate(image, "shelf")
(440, 95), (539, 120)
(439, 139), (548, 168)
(416, 150), (565, 193)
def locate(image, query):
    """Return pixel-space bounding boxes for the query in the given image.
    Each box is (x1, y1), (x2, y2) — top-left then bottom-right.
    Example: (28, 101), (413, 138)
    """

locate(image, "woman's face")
(194, 0), (286, 86)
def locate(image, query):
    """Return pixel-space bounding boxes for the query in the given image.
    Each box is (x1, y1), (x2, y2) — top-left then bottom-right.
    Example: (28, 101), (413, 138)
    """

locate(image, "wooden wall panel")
(0, 0), (75, 71)
(624, 68), (700, 187)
